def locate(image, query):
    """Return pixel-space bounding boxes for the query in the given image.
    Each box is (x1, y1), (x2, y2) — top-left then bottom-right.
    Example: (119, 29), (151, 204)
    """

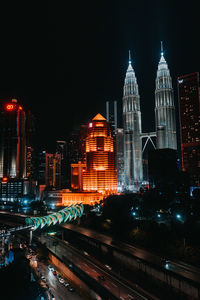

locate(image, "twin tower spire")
(122, 42), (177, 191)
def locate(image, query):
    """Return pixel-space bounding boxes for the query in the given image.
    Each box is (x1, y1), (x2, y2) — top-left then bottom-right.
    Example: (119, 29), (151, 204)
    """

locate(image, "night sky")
(0, 1), (199, 151)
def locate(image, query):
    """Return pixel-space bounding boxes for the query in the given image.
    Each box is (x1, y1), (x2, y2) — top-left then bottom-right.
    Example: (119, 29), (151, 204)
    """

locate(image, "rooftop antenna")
(161, 41), (164, 56)
(129, 50), (131, 64)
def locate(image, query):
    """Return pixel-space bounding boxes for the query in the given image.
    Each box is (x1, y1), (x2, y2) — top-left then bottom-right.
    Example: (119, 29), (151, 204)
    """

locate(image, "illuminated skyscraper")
(116, 128), (124, 191)
(45, 153), (61, 189)
(155, 43), (177, 150)
(0, 99), (26, 179)
(177, 72), (200, 186)
(26, 110), (36, 180)
(106, 100), (117, 135)
(83, 113), (117, 194)
(56, 140), (67, 188)
(122, 51), (143, 190)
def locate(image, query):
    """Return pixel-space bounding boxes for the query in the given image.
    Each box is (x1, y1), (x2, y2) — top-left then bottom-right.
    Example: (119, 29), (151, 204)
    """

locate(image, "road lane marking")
(83, 262), (88, 267)
(111, 282), (117, 287)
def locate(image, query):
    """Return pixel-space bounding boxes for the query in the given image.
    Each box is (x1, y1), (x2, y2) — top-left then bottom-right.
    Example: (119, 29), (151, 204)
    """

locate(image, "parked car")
(41, 276), (46, 282)
(59, 278), (64, 284)
(49, 291), (55, 300)
(48, 265), (54, 271)
(63, 282), (69, 287)
(105, 264), (112, 270)
(68, 285), (74, 292)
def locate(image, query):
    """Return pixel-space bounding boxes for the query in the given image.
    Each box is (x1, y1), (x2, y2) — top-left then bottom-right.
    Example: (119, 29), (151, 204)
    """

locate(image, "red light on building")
(2, 177), (8, 182)
(19, 106), (23, 110)
(6, 104), (14, 111)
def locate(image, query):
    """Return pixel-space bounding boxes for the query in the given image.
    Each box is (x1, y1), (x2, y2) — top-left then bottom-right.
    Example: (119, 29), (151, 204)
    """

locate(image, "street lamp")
(176, 214), (181, 220)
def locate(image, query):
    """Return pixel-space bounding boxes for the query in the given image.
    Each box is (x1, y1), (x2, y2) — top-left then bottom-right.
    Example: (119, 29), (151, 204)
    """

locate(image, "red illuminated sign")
(2, 177), (8, 182)
(6, 104), (14, 111)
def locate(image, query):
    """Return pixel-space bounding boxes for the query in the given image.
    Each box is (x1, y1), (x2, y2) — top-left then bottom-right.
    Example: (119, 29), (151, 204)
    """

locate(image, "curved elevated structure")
(25, 204), (84, 231)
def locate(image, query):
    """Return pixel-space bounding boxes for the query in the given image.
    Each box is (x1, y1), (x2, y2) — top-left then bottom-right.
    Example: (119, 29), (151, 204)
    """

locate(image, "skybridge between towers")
(140, 132), (156, 153)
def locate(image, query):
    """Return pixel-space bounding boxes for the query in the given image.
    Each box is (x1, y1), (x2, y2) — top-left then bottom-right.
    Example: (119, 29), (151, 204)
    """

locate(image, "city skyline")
(0, 3), (200, 300)
(0, 1), (199, 151)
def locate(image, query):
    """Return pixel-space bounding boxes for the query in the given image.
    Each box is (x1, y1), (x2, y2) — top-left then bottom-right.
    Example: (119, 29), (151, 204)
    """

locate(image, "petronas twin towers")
(122, 43), (177, 191)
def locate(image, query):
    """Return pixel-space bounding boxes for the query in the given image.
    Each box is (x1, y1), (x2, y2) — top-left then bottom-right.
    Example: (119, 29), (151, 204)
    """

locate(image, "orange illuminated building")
(48, 189), (104, 206)
(62, 190), (104, 206)
(71, 161), (86, 190)
(59, 113), (117, 207)
(82, 113), (117, 194)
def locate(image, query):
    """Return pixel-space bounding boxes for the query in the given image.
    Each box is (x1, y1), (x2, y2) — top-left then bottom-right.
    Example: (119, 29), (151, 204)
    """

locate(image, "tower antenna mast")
(161, 41), (163, 55)
(129, 50), (131, 63)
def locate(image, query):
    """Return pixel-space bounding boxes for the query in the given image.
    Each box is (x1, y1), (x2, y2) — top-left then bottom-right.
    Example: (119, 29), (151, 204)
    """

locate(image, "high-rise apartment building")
(155, 43), (177, 150)
(26, 110), (36, 180)
(122, 52), (143, 190)
(106, 101), (117, 135)
(45, 153), (61, 189)
(83, 113), (117, 194)
(78, 125), (88, 163)
(0, 99), (26, 179)
(56, 140), (67, 188)
(115, 128), (124, 191)
(177, 72), (200, 186)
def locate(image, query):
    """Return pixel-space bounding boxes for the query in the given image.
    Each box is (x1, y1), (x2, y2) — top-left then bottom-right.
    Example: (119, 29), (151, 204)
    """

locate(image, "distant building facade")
(45, 153), (61, 189)
(115, 128), (124, 191)
(0, 99), (37, 202)
(71, 161), (86, 191)
(148, 149), (189, 197)
(178, 72), (200, 186)
(0, 99), (26, 179)
(56, 140), (67, 188)
(106, 101), (117, 135)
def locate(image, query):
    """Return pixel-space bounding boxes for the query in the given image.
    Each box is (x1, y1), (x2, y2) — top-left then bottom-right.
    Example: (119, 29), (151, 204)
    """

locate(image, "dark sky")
(0, 1), (199, 151)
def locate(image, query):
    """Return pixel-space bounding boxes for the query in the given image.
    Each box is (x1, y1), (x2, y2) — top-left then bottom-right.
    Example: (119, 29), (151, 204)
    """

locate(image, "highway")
(29, 253), (83, 300)
(61, 223), (200, 285)
(40, 234), (149, 300)
(1, 210), (200, 288)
